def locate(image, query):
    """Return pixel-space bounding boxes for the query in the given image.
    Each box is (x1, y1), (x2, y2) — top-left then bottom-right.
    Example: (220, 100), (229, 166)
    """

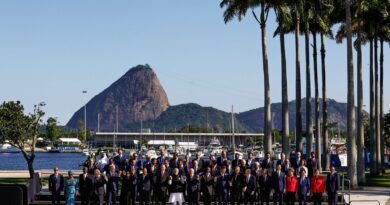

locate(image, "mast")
(231, 105), (235, 149)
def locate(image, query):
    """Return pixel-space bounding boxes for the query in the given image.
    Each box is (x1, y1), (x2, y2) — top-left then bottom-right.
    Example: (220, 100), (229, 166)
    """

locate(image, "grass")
(0, 178), (48, 186)
(365, 169), (390, 187)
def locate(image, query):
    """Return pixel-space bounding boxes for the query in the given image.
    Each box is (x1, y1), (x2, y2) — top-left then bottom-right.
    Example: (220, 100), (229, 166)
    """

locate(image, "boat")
(145, 149), (157, 159)
(0, 143), (21, 153)
(207, 138), (222, 155)
(227, 149), (243, 160)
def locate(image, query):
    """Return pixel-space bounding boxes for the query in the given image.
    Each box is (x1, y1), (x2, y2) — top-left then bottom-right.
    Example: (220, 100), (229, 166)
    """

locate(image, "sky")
(0, 1), (389, 125)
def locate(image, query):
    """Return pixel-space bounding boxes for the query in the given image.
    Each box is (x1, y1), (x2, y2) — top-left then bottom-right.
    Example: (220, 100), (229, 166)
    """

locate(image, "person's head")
(188, 168), (194, 176)
(276, 164), (282, 171)
(173, 168), (179, 175)
(314, 169), (320, 176)
(68, 170), (74, 178)
(209, 155), (215, 161)
(54, 167), (59, 174)
(164, 158), (170, 166)
(178, 159), (184, 166)
(241, 159), (246, 166)
(160, 164), (166, 172)
(131, 158), (136, 165)
(206, 166), (211, 174)
(297, 152), (302, 158)
(235, 153), (239, 159)
(88, 158), (94, 164)
(152, 158), (157, 165)
(245, 169), (251, 177)
(83, 166), (88, 173)
(118, 149), (123, 155)
(220, 166), (227, 174)
(262, 168), (268, 175)
(300, 169), (306, 177)
(281, 153), (286, 160)
(248, 152), (253, 159)
(94, 169), (101, 177)
(288, 168), (295, 176)
(234, 166), (240, 174)
(174, 152), (178, 158)
(193, 159), (198, 167)
(160, 149), (165, 156)
(133, 153), (138, 159)
(330, 166), (336, 173)
(109, 165), (116, 173)
(196, 153), (200, 159)
(285, 159), (290, 165)
(109, 158), (115, 164)
(266, 152), (271, 159)
(221, 150), (226, 158)
(300, 159), (306, 166)
(126, 170), (131, 177)
(254, 162), (260, 169)
(142, 167), (148, 175)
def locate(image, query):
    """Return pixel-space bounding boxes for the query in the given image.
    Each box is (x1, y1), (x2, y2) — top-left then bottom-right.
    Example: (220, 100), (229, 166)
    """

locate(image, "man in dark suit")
(201, 167), (214, 205)
(187, 168), (200, 205)
(243, 169), (257, 205)
(217, 151), (228, 167)
(49, 167), (64, 205)
(229, 166), (244, 204)
(326, 166), (339, 205)
(193, 152), (205, 171)
(298, 169), (310, 205)
(277, 153), (288, 173)
(272, 164), (286, 205)
(215, 166), (230, 205)
(157, 149), (165, 165)
(291, 151), (302, 171)
(154, 164), (169, 205)
(114, 149), (127, 171)
(106, 165), (120, 205)
(139, 167), (153, 205)
(79, 166), (91, 205)
(258, 168), (271, 205)
(232, 153), (241, 168)
(91, 169), (107, 205)
(261, 152), (274, 176)
(307, 151), (318, 178)
(170, 152), (180, 168)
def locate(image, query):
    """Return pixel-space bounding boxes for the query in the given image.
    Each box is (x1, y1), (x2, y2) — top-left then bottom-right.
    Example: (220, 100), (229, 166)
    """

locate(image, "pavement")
(345, 186), (390, 205)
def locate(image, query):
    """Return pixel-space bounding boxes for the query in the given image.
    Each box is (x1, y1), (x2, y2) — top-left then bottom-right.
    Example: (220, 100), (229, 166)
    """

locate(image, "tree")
(220, 0), (273, 154)
(46, 117), (60, 143)
(0, 101), (45, 179)
(346, 0), (358, 188)
(78, 119), (87, 142)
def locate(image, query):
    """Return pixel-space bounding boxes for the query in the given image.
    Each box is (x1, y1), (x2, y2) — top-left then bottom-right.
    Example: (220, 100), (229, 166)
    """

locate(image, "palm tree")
(220, 0), (273, 154)
(274, 1), (292, 157)
(345, 0), (358, 188)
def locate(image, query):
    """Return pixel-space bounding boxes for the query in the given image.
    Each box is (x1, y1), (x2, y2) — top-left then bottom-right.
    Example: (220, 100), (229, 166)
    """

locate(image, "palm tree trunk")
(313, 32), (321, 171)
(369, 38), (377, 176)
(380, 38), (384, 173)
(295, 13), (303, 153)
(280, 30), (290, 157)
(374, 34), (381, 175)
(305, 29), (313, 156)
(356, 30), (366, 184)
(260, 3), (272, 155)
(345, 0), (358, 188)
(321, 33), (329, 171)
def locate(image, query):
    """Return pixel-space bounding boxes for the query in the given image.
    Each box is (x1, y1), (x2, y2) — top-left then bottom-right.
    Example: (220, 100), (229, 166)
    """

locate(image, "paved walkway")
(345, 187), (390, 205)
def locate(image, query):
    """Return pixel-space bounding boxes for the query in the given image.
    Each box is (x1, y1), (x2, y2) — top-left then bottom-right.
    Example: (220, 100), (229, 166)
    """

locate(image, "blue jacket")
(298, 176), (310, 195)
(272, 171), (286, 192)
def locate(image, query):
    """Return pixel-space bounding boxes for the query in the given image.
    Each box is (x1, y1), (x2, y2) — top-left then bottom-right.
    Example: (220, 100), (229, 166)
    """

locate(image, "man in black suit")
(326, 166), (339, 205)
(49, 167), (64, 205)
(298, 169), (310, 205)
(139, 167), (153, 205)
(272, 164), (286, 205)
(91, 169), (107, 205)
(106, 165), (120, 205)
(243, 169), (257, 205)
(187, 168), (200, 205)
(277, 153), (288, 173)
(192, 152), (205, 171)
(153, 164), (169, 205)
(258, 168), (271, 205)
(232, 153), (241, 168)
(215, 166), (230, 205)
(307, 151), (319, 178)
(229, 166), (244, 204)
(114, 149), (126, 171)
(291, 151), (302, 172)
(261, 152), (274, 176)
(169, 152), (180, 168)
(79, 166), (91, 205)
(200, 167), (214, 205)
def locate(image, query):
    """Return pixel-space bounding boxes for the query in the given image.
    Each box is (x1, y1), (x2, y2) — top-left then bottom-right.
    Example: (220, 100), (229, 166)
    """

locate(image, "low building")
(56, 138), (81, 146)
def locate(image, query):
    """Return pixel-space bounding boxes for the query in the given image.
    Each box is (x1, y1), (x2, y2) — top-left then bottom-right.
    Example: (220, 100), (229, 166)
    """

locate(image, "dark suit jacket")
(298, 176), (310, 195)
(78, 173), (91, 193)
(272, 171), (286, 192)
(114, 155), (127, 170)
(229, 173), (244, 195)
(91, 176), (106, 195)
(306, 158), (318, 177)
(187, 175), (200, 195)
(169, 158), (180, 168)
(200, 174), (214, 195)
(258, 174), (271, 193)
(291, 158), (301, 170)
(232, 159), (240, 168)
(261, 159), (274, 172)
(106, 172), (120, 192)
(154, 170), (169, 192)
(49, 174), (64, 192)
(326, 173), (339, 193)
(243, 175), (257, 194)
(138, 174), (153, 192)
(215, 173), (230, 194)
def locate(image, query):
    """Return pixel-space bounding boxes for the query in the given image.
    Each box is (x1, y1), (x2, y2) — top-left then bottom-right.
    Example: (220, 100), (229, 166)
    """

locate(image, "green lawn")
(0, 178), (48, 186)
(365, 169), (390, 187)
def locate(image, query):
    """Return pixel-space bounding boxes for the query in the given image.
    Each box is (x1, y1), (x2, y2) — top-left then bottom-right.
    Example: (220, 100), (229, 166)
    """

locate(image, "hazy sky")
(1, 1), (389, 125)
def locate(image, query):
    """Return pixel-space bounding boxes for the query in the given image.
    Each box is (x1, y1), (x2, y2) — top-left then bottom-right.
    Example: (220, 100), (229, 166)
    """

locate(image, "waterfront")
(0, 152), (87, 171)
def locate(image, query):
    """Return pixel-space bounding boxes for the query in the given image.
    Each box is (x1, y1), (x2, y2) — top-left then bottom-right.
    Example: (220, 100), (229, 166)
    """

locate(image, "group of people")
(48, 149), (340, 205)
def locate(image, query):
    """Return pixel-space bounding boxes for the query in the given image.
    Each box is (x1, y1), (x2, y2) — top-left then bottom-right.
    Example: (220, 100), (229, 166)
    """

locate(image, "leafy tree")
(78, 120), (87, 142)
(46, 117), (60, 143)
(0, 101), (45, 179)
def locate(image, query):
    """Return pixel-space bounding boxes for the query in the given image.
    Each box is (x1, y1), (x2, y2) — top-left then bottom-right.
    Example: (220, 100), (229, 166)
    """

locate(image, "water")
(0, 152), (87, 171)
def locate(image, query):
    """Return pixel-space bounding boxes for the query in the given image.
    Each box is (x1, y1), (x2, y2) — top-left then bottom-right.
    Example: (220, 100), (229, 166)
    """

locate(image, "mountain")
(66, 65), (170, 131)
(236, 98), (365, 132)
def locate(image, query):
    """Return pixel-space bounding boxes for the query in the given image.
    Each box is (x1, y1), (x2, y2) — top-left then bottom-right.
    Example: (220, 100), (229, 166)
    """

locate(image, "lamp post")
(82, 91), (87, 140)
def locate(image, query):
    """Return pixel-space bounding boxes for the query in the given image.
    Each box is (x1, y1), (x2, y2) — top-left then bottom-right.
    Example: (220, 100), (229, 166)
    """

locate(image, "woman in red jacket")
(285, 168), (298, 205)
(310, 169), (325, 205)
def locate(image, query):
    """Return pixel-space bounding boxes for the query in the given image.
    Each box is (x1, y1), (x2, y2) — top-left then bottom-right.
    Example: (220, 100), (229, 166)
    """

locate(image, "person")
(247, 152), (255, 169)
(240, 160), (247, 174)
(154, 164), (170, 205)
(168, 168), (186, 205)
(215, 166), (230, 205)
(217, 151), (228, 167)
(243, 169), (256, 205)
(64, 170), (79, 205)
(91, 169), (106, 205)
(261, 152), (274, 176)
(186, 168), (200, 205)
(192, 159), (202, 175)
(307, 151), (318, 178)
(251, 162), (262, 179)
(138, 167), (153, 205)
(277, 153), (288, 173)
(120, 170), (132, 205)
(229, 166), (244, 204)
(49, 167), (64, 205)
(97, 152), (109, 171)
(170, 152), (180, 168)
(193, 152), (204, 170)
(79, 166), (91, 205)
(157, 149), (165, 165)
(298, 160), (308, 177)
(326, 166), (339, 205)
(258, 168), (271, 205)
(311, 169), (325, 205)
(298, 169), (310, 205)
(285, 168), (298, 205)
(85, 158), (97, 175)
(272, 164), (285, 205)
(200, 167), (214, 205)
(106, 165), (120, 205)
(232, 153), (241, 168)
(292, 151), (302, 171)
(114, 149), (127, 171)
